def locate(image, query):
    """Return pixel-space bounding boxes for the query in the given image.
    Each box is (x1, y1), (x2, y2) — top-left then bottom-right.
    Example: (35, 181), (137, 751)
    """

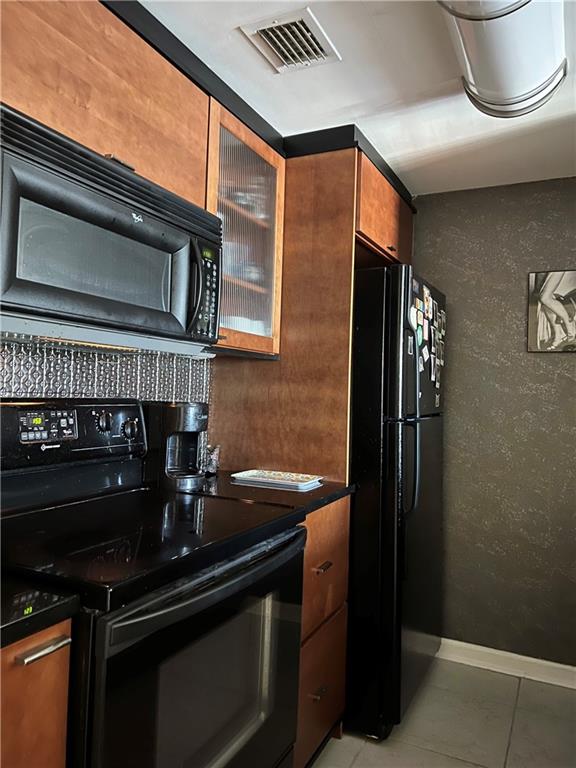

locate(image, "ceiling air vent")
(240, 7), (342, 73)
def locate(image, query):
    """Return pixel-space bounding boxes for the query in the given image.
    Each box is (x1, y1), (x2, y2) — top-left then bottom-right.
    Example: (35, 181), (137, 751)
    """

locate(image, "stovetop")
(2, 487), (306, 611)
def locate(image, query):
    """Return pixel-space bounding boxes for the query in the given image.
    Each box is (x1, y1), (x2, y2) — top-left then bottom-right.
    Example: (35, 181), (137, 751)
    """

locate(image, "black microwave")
(0, 106), (221, 351)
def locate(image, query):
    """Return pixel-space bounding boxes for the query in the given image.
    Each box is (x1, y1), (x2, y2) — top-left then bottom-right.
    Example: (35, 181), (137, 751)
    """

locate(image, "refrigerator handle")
(405, 420), (421, 517)
(407, 309), (421, 420)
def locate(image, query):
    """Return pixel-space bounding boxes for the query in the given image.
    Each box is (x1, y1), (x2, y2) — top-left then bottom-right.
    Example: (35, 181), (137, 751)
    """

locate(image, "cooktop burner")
(2, 488), (303, 610)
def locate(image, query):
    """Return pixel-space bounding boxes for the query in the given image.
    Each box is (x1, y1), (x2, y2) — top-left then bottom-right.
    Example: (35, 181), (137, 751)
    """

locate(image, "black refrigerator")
(346, 263), (446, 740)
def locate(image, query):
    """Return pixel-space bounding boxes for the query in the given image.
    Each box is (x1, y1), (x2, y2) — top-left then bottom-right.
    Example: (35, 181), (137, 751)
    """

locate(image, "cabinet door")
(356, 152), (413, 264)
(207, 100), (285, 355)
(301, 498), (350, 642)
(1, 620), (72, 768)
(1, 1), (209, 207)
(294, 605), (348, 768)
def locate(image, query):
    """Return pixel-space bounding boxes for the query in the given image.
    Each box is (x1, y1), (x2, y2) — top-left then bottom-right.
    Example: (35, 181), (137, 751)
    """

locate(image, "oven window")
(17, 198), (171, 311)
(101, 589), (298, 768)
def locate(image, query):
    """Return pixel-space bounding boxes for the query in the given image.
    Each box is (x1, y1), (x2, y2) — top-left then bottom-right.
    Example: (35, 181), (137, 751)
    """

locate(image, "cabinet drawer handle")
(313, 560), (333, 575)
(387, 245), (397, 252)
(308, 685), (328, 703)
(14, 635), (71, 666)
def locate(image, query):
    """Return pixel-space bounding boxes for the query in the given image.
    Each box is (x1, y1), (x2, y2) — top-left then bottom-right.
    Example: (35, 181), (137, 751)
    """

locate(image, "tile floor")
(313, 659), (576, 768)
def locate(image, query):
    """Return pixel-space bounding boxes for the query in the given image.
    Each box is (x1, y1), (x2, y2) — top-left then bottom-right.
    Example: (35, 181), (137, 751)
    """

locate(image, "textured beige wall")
(413, 177), (576, 665)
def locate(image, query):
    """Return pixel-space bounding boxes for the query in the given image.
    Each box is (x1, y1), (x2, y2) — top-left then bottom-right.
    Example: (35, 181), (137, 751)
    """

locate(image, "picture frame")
(527, 270), (576, 352)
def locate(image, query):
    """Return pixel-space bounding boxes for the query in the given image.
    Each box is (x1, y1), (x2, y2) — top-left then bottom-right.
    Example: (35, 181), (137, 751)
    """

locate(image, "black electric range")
(1, 399), (310, 768)
(2, 486), (307, 611)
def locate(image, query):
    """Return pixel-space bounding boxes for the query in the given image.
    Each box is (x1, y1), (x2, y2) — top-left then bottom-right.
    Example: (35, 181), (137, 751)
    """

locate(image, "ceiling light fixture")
(438, 0), (568, 117)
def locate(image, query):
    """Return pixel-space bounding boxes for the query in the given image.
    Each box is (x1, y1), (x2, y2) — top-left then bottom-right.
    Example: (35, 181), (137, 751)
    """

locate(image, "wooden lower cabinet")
(294, 605), (348, 768)
(301, 498), (350, 642)
(1, 620), (72, 768)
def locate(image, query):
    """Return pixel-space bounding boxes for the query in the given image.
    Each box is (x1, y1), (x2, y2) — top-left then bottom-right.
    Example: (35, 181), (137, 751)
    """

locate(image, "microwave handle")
(188, 238), (204, 331)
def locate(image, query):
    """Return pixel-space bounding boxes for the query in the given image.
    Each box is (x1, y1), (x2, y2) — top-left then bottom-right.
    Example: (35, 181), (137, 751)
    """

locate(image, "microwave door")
(1, 152), (194, 340)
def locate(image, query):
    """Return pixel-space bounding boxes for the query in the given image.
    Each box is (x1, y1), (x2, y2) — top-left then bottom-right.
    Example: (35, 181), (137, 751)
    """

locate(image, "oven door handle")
(106, 528), (306, 653)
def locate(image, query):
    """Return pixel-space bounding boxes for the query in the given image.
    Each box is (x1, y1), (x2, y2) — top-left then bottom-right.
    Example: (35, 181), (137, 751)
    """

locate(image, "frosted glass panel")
(218, 127), (277, 337)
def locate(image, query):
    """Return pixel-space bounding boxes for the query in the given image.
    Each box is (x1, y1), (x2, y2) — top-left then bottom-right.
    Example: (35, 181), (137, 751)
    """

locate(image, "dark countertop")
(2, 474), (353, 619)
(197, 472), (354, 514)
(1, 576), (80, 648)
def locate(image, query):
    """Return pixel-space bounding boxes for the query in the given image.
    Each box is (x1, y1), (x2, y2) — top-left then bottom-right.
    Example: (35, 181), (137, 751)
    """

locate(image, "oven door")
(0, 151), (205, 340)
(91, 528), (305, 768)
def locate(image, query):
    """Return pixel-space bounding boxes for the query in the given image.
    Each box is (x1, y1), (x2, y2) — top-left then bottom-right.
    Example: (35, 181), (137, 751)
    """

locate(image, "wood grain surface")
(301, 497), (350, 642)
(1, 1), (209, 206)
(1, 620), (71, 768)
(294, 605), (348, 768)
(209, 148), (357, 481)
(356, 152), (413, 263)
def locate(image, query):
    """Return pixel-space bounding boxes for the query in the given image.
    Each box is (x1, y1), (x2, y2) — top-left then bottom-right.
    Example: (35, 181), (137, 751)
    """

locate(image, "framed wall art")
(528, 270), (576, 352)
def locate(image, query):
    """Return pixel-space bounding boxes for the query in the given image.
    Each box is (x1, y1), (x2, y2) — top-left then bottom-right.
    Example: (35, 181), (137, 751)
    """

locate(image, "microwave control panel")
(19, 409), (78, 443)
(193, 242), (219, 342)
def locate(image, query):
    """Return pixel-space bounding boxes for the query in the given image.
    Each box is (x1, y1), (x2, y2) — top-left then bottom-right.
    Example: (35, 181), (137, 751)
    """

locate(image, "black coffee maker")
(144, 402), (209, 493)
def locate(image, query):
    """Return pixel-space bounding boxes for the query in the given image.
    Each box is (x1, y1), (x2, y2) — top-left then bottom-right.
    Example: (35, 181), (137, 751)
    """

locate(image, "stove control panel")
(1, 400), (146, 470)
(18, 409), (78, 444)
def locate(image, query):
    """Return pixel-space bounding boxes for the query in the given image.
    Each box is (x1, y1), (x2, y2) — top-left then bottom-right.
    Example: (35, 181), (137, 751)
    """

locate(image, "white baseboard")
(437, 638), (576, 690)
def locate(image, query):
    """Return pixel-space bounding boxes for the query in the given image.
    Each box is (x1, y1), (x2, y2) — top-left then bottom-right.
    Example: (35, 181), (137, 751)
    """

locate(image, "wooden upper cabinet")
(1, 620), (72, 768)
(207, 100), (285, 355)
(0, 0), (209, 207)
(356, 152), (413, 264)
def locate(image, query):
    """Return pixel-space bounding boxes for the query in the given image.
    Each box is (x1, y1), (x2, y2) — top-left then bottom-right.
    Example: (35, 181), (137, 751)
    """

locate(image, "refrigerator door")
(399, 414), (443, 718)
(403, 270), (447, 418)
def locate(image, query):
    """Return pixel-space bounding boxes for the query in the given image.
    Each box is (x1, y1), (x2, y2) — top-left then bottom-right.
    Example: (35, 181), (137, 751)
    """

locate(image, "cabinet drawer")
(294, 605), (348, 768)
(301, 497), (350, 641)
(356, 152), (413, 263)
(1, 619), (72, 768)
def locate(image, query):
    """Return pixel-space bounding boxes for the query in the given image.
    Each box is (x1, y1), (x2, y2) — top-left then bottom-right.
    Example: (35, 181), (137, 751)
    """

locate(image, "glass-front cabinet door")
(207, 101), (285, 355)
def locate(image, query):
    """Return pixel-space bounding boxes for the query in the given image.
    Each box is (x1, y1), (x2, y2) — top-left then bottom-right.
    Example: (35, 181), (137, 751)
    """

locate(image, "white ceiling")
(143, 0), (576, 196)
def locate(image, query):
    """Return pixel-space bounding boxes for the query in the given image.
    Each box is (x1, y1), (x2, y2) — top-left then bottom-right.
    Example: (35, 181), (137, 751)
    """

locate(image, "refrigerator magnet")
(435, 393), (441, 408)
(423, 286), (433, 319)
(409, 306), (418, 329)
(422, 345), (430, 363)
(433, 300), (439, 326)
(431, 328), (437, 354)
(418, 355), (424, 372)
(423, 318), (429, 341)
(417, 310), (424, 326)
(438, 340), (444, 366)
(417, 326), (423, 346)
(440, 309), (446, 336)
(430, 355), (436, 381)
(412, 278), (420, 294)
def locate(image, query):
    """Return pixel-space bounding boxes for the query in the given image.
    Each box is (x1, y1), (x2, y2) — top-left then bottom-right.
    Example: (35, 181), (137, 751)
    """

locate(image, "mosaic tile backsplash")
(0, 338), (213, 469)
(0, 339), (211, 402)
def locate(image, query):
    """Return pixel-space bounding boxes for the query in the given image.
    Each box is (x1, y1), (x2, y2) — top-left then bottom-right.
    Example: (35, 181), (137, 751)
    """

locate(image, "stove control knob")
(96, 411), (112, 433)
(122, 418), (139, 441)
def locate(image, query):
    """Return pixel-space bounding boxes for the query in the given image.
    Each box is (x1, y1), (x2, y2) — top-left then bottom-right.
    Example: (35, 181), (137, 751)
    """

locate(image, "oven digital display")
(19, 409), (78, 444)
